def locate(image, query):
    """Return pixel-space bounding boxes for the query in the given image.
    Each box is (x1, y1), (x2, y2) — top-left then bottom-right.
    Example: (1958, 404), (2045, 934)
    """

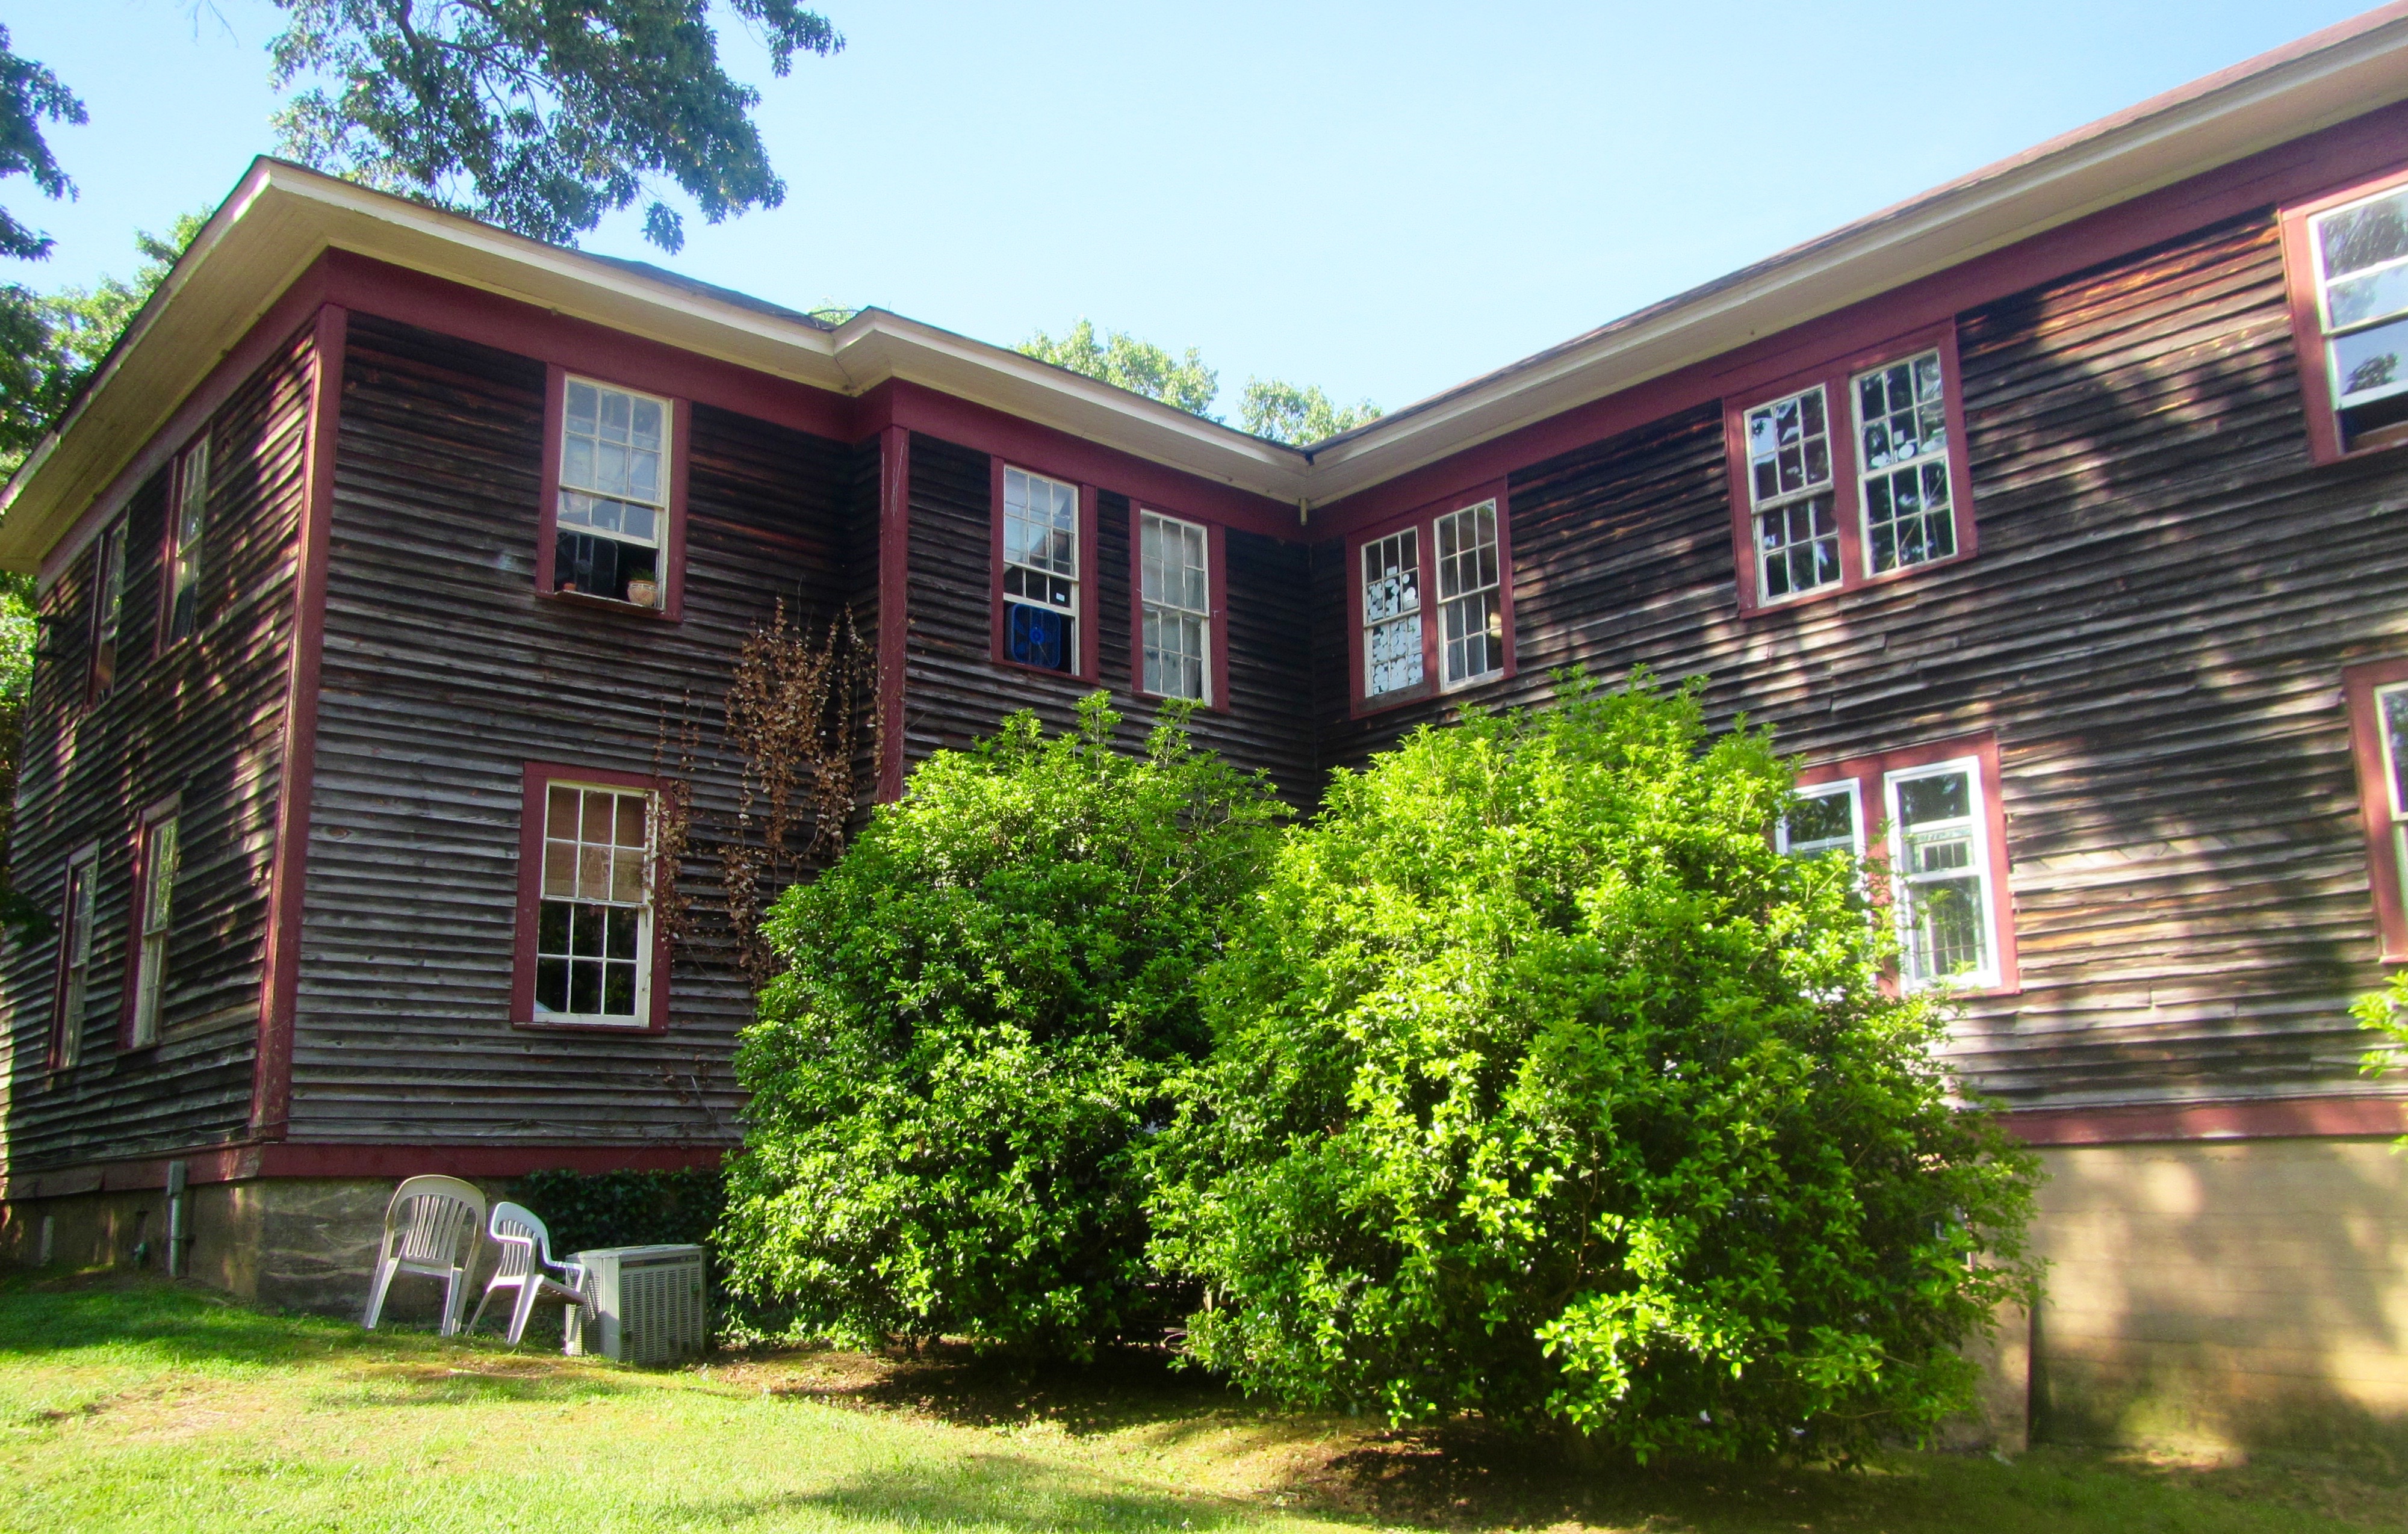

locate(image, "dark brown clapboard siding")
(287, 314), (868, 1147)
(1, 321), (316, 1170)
(899, 434), (1317, 803)
(1310, 210), (2408, 1112)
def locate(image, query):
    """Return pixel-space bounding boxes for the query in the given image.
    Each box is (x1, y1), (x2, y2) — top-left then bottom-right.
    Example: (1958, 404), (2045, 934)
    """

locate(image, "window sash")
(1884, 758), (1999, 991)
(54, 853), (96, 1067)
(1140, 512), (1210, 702)
(167, 439), (207, 642)
(2375, 682), (2408, 923)
(1851, 351), (1958, 577)
(1743, 385), (1841, 602)
(533, 782), (654, 1025)
(1780, 781), (1863, 861)
(1435, 501), (1503, 687)
(559, 378), (669, 527)
(90, 521), (125, 697)
(2310, 185), (2408, 411)
(1361, 528), (1423, 697)
(131, 815), (179, 1047)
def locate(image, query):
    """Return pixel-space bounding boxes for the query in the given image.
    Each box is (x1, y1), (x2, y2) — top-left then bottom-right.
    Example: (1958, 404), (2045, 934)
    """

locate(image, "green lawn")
(0, 1272), (2401, 1533)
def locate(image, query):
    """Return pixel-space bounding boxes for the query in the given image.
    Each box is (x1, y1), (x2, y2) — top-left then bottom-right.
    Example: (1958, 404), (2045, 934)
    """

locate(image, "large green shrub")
(719, 694), (1285, 1355)
(1149, 673), (2038, 1461)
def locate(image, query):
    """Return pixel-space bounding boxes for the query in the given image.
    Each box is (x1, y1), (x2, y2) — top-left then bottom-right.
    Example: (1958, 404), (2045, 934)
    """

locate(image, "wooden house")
(8, 4), (2408, 1455)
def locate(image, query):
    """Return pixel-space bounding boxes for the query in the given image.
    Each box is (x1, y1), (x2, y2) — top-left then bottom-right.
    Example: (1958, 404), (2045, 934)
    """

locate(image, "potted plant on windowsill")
(625, 577), (659, 608)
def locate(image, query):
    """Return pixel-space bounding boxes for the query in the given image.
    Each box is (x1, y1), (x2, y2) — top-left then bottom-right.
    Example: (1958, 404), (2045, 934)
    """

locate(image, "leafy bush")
(513, 1168), (725, 1258)
(1149, 673), (2039, 1462)
(719, 694), (1286, 1355)
(2353, 972), (2408, 1140)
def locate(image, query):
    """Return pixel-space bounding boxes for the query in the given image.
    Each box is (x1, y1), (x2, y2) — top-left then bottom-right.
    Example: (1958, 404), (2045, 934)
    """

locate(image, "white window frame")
(1138, 510), (1210, 704)
(1849, 350), (1959, 579)
(1434, 499), (1504, 690)
(89, 518), (125, 698)
(166, 436), (208, 643)
(1001, 465), (1081, 673)
(1882, 755), (2002, 992)
(130, 810), (180, 1047)
(1361, 527), (1423, 699)
(1778, 779), (1864, 861)
(555, 376), (672, 607)
(2373, 681), (2408, 922)
(2307, 184), (2408, 421)
(532, 779), (657, 1027)
(53, 845), (98, 1068)
(1742, 383), (1841, 605)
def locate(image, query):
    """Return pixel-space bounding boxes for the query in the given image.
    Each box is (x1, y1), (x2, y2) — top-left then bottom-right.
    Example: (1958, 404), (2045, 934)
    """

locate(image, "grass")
(0, 1271), (2402, 1533)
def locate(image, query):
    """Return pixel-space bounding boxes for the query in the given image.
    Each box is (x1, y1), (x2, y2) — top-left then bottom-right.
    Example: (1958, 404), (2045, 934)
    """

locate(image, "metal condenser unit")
(566, 1244), (708, 1365)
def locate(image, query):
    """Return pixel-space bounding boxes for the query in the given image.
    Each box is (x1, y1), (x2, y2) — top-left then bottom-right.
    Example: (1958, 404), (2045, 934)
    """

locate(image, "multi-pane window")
(1780, 782), (1862, 861)
(2304, 182), (2408, 455)
(1139, 511), (1209, 702)
(130, 812), (180, 1047)
(1743, 386), (1840, 602)
(1001, 466), (1079, 672)
(1885, 758), (1999, 991)
(1853, 352), (1956, 575)
(166, 438), (208, 643)
(535, 782), (653, 1024)
(554, 378), (670, 607)
(1361, 528), (1423, 697)
(52, 849), (97, 1068)
(2372, 681), (2408, 928)
(88, 520), (125, 699)
(1435, 500), (1503, 687)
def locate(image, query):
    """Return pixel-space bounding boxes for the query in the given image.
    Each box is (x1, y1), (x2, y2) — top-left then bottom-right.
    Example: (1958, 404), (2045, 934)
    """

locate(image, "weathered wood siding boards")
(1312, 209), (2407, 1113)
(898, 433), (1318, 802)
(1, 324), (315, 1169)
(290, 314), (866, 1147)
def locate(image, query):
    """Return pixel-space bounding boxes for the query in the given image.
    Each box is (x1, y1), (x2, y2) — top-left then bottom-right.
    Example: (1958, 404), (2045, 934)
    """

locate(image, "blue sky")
(4, 1), (2375, 417)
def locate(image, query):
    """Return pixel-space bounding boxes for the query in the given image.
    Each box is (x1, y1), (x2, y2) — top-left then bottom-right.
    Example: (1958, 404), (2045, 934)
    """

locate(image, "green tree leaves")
(1020, 320), (1220, 418)
(720, 695), (1287, 1354)
(267, 0), (843, 252)
(0, 24), (85, 263)
(1147, 673), (2039, 1461)
(1237, 377), (1380, 444)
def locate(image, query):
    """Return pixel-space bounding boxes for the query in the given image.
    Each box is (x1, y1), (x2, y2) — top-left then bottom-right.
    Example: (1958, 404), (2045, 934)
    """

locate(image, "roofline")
(6, 6), (2408, 566)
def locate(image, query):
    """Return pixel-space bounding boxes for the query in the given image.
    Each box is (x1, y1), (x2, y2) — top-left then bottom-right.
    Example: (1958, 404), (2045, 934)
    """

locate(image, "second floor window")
(1745, 385), (1840, 602)
(554, 378), (671, 608)
(88, 519), (125, 699)
(1361, 528), (1421, 698)
(130, 809), (180, 1047)
(2303, 181), (2408, 456)
(1139, 510), (1209, 702)
(1001, 466), (1079, 672)
(1435, 500), (1504, 687)
(165, 437), (207, 643)
(1354, 486), (1515, 708)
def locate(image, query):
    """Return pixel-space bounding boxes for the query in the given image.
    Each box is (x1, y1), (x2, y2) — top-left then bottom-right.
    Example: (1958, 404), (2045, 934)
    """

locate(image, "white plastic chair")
(468, 1202), (587, 1347)
(361, 1175), (488, 1336)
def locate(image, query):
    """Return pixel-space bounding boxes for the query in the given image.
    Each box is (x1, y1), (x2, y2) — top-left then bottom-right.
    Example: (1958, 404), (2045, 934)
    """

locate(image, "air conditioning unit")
(566, 1244), (708, 1365)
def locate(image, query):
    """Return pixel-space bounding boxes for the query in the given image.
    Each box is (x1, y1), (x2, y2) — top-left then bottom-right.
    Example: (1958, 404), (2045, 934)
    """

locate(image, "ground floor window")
(2343, 660), (2408, 957)
(512, 764), (669, 1030)
(51, 845), (97, 1068)
(128, 806), (179, 1047)
(1787, 734), (2016, 994)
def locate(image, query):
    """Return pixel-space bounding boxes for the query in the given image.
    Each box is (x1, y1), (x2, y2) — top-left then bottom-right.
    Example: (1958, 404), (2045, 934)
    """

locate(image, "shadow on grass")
(672, 1452), (1272, 1533)
(765, 1340), (1268, 1440)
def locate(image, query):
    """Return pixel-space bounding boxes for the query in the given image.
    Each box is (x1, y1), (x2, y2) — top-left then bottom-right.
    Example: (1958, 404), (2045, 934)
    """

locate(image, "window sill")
(1131, 685), (1229, 714)
(1740, 548), (1976, 619)
(542, 587), (677, 622)
(1349, 666), (1514, 720)
(514, 1016), (665, 1035)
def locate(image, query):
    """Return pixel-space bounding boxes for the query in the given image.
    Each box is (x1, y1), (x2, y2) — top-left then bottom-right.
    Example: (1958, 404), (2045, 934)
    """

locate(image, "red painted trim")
(532, 367), (688, 620)
(1794, 731), (2021, 997)
(1345, 480), (1513, 719)
(40, 264), (336, 590)
(876, 426), (911, 801)
(1, 1140), (728, 1200)
(2279, 158), (2408, 467)
(2002, 1095), (2408, 1147)
(320, 250), (854, 443)
(1312, 101), (2408, 539)
(117, 795), (182, 1053)
(1723, 322), (1978, 616)
(45, 841), (98, 1072)
(508, 761), (675, 1034)
(250, 305), (345, 1137)
(860, 379), (1295, 539)
(1123, 507), (1233, 713)
(2342, 657), (2408, 960)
